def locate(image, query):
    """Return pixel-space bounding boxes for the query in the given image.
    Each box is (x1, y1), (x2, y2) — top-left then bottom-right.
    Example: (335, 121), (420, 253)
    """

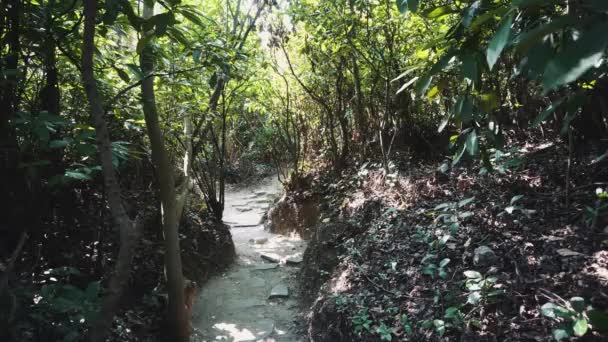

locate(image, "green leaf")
(552, 327), (571, 341)
(438, 113), (451, 133)
(65, 170), (92, 181)
(439, 258), (450, 268)
(460, 52), (479, 85)
(150, 12), (176, 36)
(396, 76), (419, 95)
(572, 318), (588, 337)
(422, 6), (458, 19)
(464, 270), (482, 279)
(396, 0), (408, 14)
(542, 20), (608, 92)
(513, 16), (576, 55)
(415, 74), (433, 96)
(126, 64), (145, 80)
(453, 143), (466, 166)
(541, 302), (557, 318)
(179, 7), (212, 28)
(458, 197), (475, 207)
(518, 41), (554, 78)
(467, 291), (482, 305)
(487, 12), (514, 70)
(445, 307), (461, 318)
(466, 130), (479, 156)
(49, 139), (70, 149)
(462, 1), (481, 28)
(408, 0), (419, 13)
(531, 98), (564, 127)
(115, 67), (130, 82)
(434, 319), (446, 336)
(392, 66), (420, 82)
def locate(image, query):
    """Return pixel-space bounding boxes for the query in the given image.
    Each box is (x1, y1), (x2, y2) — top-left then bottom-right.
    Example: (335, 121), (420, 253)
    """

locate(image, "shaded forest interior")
(1, 0), (608, 341)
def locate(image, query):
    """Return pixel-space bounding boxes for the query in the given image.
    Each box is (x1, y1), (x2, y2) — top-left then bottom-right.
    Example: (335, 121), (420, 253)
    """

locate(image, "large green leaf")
(460, 52), (479, 85)
(462, 1), (481, 28)
(466, 130), (479, 156)
(487, 12), (514, 70)
(572, 318), (588, 337)
(422, 6), (458, 19)
(513, 16), (576, 54)
(517, 41), (554, 78)
(415, 74), (433, 96)
(531, 98), (564, 126)
(542, 20), (608, 92)
(396, 0), (420, 14)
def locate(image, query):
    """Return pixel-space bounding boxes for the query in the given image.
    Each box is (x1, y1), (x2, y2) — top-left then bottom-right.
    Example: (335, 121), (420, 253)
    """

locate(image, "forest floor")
(191, 175), (308, 342)
(289, 139), (608, 341)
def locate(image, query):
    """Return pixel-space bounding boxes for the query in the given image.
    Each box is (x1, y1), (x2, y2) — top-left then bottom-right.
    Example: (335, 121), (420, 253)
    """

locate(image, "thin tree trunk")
(139, 3), (188, 341)
(81, 1), (141, 341)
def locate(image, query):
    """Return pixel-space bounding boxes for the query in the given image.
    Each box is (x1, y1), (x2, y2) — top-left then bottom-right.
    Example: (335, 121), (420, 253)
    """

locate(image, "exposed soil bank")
(293, 144), (608, 341)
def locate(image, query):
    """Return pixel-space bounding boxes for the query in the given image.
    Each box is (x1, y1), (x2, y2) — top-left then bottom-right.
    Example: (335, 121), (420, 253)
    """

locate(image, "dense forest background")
(1, 0), (608, 341)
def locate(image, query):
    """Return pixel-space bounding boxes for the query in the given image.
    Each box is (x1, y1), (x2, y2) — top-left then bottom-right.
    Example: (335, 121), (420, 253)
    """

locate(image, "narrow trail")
(192, 176), (307, 342)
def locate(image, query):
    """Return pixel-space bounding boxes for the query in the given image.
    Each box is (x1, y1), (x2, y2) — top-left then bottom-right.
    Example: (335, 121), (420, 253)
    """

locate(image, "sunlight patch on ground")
(212, 321), (273, 342)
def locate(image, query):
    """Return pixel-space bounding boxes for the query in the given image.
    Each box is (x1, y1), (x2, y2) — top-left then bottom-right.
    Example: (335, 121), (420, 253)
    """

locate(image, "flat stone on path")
(260, 253), (281, 263)
(254, 238), (268, 244)
(285, 255), (303, 265)
(269, 283), (289, 299)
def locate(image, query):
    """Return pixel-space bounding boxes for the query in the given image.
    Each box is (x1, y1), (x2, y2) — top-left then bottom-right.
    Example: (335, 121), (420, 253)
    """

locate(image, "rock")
(255, 191), (267, 196)
(255, 238), (268, 245)
(252, 263), (279, 271)
(269, 283), (289, 299)
(260, 253), (281, 263)
(473, 245), (497, 266)
(556, 248), (583, 257)
(286, 255), (303, 265)
(235, 207), (253, 212)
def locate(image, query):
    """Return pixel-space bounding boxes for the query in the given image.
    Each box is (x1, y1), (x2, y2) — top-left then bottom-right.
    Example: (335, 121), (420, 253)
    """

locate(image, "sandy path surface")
(192, 176), (307, 342)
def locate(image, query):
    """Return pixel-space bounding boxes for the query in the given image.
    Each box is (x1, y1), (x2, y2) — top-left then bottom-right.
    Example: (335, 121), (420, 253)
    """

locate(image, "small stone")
(286, 255), (303, 265)
(556, 248), (583, 257)
(255, 238), (268, 244)
(236, 207), (253, 212)
(473, 245), (497, 266)
(269, 283), (289, 299)
(261, 253), (281, 263)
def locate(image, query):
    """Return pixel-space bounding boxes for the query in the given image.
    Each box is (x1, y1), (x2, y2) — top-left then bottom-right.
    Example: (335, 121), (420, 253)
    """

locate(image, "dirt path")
(192, 176), (307, 342)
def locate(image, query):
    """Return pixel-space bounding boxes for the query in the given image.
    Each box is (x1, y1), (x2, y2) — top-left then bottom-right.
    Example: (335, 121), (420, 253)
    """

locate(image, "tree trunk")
(139, 3), (189, 341)
(81, 1), (142, 341)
